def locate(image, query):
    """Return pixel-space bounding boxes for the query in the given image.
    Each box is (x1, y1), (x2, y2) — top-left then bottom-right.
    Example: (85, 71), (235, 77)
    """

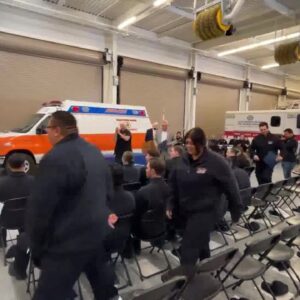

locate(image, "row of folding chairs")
(124, 221), (300, 300)
(218, 176), (300, 245)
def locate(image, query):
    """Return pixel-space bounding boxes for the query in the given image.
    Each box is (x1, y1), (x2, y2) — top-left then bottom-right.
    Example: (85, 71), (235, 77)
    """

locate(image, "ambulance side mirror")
(297, 115), (300, 129)
(36, 127), (47, 135)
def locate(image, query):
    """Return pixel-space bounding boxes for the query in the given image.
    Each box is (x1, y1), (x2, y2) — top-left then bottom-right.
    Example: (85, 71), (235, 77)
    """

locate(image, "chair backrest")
(253, 183), (273, 200)
(239, 187), (252, 208)
(1, 197), (27, 230)
(245, 233), (281, 256)
(270, 180), (286, 194)
(140, 207), (166, 239)
(196, 247), (238, 273)
(280, 224), (300, 241)
(132, 276), (187, 300)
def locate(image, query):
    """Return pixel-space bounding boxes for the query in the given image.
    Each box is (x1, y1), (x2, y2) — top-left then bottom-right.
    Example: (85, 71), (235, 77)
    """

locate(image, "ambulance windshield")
(12, 114), (45, 133)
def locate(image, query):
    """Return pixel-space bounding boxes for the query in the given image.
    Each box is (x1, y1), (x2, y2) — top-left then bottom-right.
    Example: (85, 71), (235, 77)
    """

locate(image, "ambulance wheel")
(5, 153), (37, 175)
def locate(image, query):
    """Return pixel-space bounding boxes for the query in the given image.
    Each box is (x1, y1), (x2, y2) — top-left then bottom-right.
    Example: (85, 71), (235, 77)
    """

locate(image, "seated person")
(105, 164), (136, 253)
(133, 158), (171, 250)
(165, 144), (184, 179)
(122, 151), (142, 183)
(139, 148), (160, 185)
(0, 153), (34, 246)
(226, 147), (250, 169)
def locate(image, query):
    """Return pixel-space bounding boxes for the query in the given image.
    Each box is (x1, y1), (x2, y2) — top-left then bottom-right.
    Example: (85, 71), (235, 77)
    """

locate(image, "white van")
(224, 109), (300, 141)
(0, 100), (151, 173)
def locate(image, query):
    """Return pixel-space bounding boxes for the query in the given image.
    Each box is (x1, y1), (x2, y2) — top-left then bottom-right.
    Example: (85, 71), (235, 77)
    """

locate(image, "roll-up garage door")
(248, 84), (280, 111)
(0, 33), (104, 131)
(196, 74), (242, 138)
(120, 58), (187, 134)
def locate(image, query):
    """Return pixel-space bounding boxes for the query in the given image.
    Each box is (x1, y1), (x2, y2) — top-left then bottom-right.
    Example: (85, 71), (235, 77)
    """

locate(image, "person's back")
(135, 159), (170, 238)
(0, 154), (34, 203)
(26, 111), (118, 300)
(122, 151), (142, 183)
(106, 164), (135, 254)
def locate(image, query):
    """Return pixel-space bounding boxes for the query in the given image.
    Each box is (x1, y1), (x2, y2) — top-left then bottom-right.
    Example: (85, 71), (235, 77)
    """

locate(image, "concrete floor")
(1, 163), (300, 300)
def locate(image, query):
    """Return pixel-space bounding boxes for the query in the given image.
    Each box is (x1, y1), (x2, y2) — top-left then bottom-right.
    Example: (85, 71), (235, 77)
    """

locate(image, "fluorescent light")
(118, 16), (137, 29)
(261, 63), (280, 70)
(218, 32), (300, 57)
(153, 0), (168, 7)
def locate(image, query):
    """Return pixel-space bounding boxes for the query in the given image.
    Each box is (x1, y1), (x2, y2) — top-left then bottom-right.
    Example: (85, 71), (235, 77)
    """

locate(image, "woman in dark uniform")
(167, 127), (241, 266)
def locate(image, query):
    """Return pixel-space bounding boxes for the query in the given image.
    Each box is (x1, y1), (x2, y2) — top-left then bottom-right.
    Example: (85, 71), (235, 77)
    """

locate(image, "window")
(270, 116), (281, 127)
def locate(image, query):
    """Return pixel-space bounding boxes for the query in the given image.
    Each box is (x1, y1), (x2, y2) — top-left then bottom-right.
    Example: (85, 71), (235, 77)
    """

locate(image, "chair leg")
(283, 264), (300, 293)
(261, 274), (276, 300)
(252, 279), (266, 300)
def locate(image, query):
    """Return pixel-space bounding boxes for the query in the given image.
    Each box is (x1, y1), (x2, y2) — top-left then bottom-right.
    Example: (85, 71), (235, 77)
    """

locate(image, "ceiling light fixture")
(118, 16), (137, 29)
(261, 63), (280, 70)
(153, 0), (168, 7)
(218, 32), (300, 57)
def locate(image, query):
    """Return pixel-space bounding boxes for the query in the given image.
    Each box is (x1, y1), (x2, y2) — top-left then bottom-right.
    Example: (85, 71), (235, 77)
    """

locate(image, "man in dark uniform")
(250, 122), (282, 184)
(0, 153), (34, 247)
(26, 111), (119, 300)
(281, 128), (298, 179)
(165, 144), (184, 179)
(114, 122), (132, 164)
(133, 158), (170, 251)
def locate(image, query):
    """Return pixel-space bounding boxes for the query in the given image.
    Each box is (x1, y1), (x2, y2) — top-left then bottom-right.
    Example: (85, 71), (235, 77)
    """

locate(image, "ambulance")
(224, 109), (300, 141)
(0, 100), (151, 173)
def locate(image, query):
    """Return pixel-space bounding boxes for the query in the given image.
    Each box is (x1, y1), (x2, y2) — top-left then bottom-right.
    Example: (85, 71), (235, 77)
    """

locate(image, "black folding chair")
(123, 276), (187, 300)
(223, 233), (281, 300)
(132, 209), (172, 281)
(277, 177), (300, 215)
(246, 183), (274, 229)
(162, 247), (238, 300)
(0, 197), (27, 265)
(106, 213), (133, 290)
(264, 224), (300, 294)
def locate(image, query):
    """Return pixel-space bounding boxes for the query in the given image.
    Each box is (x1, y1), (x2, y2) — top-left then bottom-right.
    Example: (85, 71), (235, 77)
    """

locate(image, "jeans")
(282, 161), (296, 179)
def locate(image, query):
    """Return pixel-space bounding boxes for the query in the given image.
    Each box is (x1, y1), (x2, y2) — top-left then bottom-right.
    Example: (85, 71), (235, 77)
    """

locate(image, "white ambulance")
(224, 109), (300, 141)
(0, 100), (151, 173)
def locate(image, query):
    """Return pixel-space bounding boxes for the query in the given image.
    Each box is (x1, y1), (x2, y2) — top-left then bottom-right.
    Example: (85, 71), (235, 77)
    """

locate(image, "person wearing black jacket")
(114, 122), (132, 164)
(134, 158), (170, 248)
(0, 153), (34, 247)
(250, 122), (282, 184)
(165, 144), (184, 179)
(281, 128), (298, 179)
(26, 111), (118, 300)
(167, 127), (241, 266)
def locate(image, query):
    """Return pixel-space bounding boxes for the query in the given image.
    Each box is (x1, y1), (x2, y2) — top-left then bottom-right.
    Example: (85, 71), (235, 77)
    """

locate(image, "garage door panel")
(0, 51), (102, 131)
(196, 83), (239, 138)
(120, 70), (185, 135)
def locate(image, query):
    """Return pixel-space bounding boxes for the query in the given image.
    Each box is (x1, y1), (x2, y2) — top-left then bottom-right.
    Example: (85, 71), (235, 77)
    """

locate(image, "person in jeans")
(281, 128), (298, 179)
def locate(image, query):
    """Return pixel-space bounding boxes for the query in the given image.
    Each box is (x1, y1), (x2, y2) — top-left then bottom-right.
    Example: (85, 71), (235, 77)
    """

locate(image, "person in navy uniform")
(167, 127), (241, 267)
(250, 122), (282, 184)
(281, 128), (298, 179)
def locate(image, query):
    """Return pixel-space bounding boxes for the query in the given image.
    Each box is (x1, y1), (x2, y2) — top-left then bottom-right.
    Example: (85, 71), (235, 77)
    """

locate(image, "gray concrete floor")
(1, 163), (300, 299)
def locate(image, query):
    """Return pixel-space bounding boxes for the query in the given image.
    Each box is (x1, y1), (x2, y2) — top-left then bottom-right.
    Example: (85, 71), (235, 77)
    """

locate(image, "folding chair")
(264, 224), (300, 294)
(0, 197), (27, 265)
(106, 213), (134, 290)
(132, 209), (172, 281)
(162, 247), (238, 300)
(277, 177), (300, 215)
(123, 276), (187, 300)
(246, 183), (274, 229)
(223, 233), (281, 300)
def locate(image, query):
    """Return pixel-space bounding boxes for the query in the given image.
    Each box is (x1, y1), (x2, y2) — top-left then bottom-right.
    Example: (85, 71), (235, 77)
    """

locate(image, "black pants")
(180, 211), (214, 266)
(32, 248), (117, 300)
(255, 162), (273, 185)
